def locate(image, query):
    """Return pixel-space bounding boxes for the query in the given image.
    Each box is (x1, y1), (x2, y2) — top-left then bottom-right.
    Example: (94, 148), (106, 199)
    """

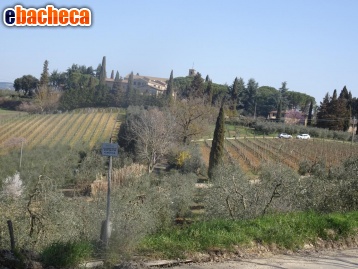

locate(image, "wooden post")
(7, 220), (15, 251)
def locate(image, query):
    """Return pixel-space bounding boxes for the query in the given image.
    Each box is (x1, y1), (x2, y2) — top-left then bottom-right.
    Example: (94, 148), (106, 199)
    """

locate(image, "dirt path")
(170, 248), (358, 269)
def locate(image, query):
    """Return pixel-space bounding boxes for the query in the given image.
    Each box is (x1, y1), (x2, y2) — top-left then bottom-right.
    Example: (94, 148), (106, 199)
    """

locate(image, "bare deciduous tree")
(170, 98), (215, 144)
(125, 107), (177, 173)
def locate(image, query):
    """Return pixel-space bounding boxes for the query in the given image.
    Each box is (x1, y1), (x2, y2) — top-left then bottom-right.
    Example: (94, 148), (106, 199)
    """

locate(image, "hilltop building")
(188, 68), (197, 77)
(106, 74), (168, 96)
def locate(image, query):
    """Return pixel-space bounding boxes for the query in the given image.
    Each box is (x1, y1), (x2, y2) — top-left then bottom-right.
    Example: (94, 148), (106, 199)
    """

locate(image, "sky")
(1, 0), (357, 103)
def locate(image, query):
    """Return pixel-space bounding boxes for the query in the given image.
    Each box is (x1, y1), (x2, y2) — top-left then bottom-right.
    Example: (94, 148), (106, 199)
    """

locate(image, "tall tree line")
(316, 86), (353, 131)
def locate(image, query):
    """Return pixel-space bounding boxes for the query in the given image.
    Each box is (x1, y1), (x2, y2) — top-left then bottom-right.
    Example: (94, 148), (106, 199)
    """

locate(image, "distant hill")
(0, 82), (14, 90)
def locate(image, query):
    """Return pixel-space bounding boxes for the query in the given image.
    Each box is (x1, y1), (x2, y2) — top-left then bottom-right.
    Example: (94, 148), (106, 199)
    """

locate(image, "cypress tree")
(40, 60), (50, 87)
(99, 56), (107, 86)
(307, 101), (313, 126)
(95, 64), (102, 79)
(112, 71), (121, 91)
(166, 70), (174, 104)
(110, 70), (114, 79)
(208, 106), (225, 179)
(276, 100), (282, 122)
(126, 71), (134, 106)
(230, 77), (239, 109)
(205, 79), (213, 105)
(338, 87), (351, 131)
(112, 71), (123, 106)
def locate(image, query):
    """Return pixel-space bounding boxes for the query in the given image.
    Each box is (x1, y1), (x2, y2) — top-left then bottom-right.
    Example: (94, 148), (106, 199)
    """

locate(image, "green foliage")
(256, 86), (279, 117)
(59, 73), (100, 110)
(13, 75), (39, 96)
(253, 121), (351, 141)
(41, 240), (93, 267)
(317, 87), (351, 131)
(242, 78), (258, 116)
(188, 72), (205, 99)
(228, 77), (245, 111)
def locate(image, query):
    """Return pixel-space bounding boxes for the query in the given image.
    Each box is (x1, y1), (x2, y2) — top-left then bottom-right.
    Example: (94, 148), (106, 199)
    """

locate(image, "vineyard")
(200, 137), (358, 174)
(0, 108), (122, 153)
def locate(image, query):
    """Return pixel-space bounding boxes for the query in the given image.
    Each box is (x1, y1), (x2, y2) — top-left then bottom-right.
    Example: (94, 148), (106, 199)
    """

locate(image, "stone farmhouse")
(267, 109), (307, 125)
(105, 69), (197, 96)
(106, 74), (168, 96)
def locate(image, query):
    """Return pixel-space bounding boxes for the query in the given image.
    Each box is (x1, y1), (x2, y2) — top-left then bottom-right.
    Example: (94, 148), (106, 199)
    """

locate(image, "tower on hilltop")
(188, 68), (197, 77)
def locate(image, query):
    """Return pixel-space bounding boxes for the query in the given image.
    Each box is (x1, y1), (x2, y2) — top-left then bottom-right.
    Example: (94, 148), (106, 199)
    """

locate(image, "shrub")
(167, 144), (206, 174)
(108, 172), (197, 256)
(298, 159), (312, 175)
(41, 240), (93, 268)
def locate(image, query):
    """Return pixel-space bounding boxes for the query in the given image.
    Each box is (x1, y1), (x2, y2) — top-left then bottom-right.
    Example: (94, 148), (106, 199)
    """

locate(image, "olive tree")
(204, 163), (303, 220)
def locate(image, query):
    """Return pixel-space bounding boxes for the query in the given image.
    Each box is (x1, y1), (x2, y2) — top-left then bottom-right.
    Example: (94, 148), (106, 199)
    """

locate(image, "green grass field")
(138, 211), (358, 259)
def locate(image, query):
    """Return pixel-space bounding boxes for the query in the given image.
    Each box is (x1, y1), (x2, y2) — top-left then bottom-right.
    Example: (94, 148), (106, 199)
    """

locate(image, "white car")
(278, 133), (292, 139)
(296, 134), (310, 139)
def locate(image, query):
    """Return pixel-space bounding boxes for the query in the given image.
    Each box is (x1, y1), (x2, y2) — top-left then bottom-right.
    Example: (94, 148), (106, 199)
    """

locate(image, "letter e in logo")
(3, 8), (15, 26)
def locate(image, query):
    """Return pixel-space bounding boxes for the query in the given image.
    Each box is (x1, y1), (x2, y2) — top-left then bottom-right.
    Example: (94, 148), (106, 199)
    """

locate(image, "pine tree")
(243, 78), (258, 116)
(166, 70), (174, 104)
(316, 93), (330, 129)
(208, 106), (225, 179)
(279, 81), (289, 110)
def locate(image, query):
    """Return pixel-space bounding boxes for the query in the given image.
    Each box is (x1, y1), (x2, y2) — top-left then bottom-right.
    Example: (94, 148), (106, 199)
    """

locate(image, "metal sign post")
(101, 142), (119, 247)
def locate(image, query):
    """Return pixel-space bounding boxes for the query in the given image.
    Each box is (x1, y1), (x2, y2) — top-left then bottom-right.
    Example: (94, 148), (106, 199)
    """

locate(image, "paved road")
(170, 248), (358, 269)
